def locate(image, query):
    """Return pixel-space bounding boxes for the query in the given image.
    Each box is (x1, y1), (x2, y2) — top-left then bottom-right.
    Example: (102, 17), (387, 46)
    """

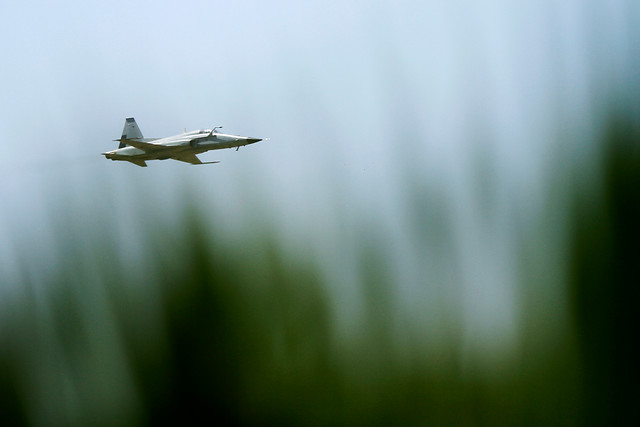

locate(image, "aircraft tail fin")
(119, 117), (143, 148)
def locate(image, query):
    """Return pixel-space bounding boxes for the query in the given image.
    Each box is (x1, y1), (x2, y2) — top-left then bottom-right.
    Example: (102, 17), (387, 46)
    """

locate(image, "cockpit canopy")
(185, 127), (221, 135)
(184, 129), (209, 135)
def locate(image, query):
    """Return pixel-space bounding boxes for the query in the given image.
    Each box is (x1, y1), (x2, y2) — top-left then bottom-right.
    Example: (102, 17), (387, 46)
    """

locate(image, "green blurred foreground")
(1, 116), (638, 425)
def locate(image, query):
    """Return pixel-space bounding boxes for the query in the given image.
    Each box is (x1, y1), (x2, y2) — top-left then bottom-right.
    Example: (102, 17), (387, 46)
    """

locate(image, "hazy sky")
(1, 0), (637, 352)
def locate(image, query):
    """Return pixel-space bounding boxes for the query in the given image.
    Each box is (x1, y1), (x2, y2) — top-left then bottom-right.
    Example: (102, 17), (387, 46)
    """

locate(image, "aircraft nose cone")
(246, 138), (262, 144)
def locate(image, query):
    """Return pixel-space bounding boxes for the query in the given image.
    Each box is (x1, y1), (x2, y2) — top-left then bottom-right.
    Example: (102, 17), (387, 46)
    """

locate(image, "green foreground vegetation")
(1, 115), (638, 425)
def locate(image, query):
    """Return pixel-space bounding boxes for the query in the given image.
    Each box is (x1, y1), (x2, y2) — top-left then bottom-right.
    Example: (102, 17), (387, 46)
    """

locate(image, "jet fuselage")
(102, 118), (263, 167)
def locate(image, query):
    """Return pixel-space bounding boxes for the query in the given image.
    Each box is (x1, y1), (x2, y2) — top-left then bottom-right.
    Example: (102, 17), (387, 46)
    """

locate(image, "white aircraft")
(102, 117), (263, 167)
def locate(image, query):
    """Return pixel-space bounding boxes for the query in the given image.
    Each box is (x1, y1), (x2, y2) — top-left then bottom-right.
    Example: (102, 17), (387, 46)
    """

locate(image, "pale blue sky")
(1, 0), (638, 354)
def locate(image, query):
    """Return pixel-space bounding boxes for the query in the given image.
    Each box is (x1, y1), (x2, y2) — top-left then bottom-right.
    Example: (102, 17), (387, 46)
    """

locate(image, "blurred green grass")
(1, 113), (638, 426)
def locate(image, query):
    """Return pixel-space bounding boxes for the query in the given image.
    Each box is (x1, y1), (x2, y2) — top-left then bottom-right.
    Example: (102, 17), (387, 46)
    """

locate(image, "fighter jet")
(102, 117), (263, 167)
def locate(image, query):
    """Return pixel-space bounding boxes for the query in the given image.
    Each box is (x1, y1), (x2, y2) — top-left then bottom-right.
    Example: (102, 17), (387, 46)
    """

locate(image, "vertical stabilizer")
(120, 117), (143, 148)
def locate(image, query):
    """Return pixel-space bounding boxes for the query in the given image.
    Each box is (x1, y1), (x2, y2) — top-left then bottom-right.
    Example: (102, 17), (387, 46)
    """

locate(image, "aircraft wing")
(172, 153), (203, 165)
(172, 153), (221, 165)
(119, 138), (167, 152)
(128, 159), (148, 167)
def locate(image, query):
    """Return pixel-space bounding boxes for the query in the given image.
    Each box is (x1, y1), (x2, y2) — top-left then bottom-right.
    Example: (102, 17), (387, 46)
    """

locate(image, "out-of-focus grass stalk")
(1, 112), (638, 425)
